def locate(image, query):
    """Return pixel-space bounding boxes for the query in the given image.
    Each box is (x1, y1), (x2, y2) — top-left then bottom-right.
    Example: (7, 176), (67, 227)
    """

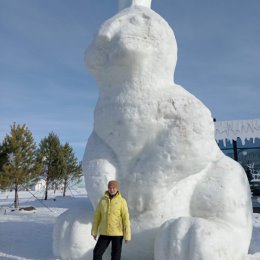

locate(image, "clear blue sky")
(1, 0), (259, 160)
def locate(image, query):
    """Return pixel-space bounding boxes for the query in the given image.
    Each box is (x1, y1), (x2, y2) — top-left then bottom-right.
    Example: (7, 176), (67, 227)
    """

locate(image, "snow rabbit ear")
(118, 0), (152, 11)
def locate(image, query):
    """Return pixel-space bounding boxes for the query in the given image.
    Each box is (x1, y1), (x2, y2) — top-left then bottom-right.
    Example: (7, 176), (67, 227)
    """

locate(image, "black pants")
(93, 235), (123, 260)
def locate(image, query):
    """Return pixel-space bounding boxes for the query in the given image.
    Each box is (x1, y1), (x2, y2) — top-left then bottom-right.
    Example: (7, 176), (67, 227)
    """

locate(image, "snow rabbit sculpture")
(53, 1), (253, 260)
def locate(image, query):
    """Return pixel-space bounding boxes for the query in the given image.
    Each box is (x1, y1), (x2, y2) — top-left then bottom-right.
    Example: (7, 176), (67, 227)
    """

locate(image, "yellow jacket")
(91, 191), (131, 241)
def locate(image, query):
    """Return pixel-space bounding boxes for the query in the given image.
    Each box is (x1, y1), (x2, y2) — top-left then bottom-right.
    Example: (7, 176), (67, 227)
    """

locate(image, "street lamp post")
(232, 139), (238, 161)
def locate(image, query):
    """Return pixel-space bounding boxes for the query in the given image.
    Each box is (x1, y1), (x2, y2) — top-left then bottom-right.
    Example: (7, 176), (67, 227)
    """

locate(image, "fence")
(219, 140), (260, 196)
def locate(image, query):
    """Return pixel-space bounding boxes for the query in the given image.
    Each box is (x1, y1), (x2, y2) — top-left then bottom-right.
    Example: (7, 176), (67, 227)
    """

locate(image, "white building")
(32, 179), (46, 192)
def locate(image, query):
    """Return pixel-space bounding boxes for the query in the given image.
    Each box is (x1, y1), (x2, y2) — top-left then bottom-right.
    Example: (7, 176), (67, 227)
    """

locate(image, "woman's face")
(108, 185), (118, 195)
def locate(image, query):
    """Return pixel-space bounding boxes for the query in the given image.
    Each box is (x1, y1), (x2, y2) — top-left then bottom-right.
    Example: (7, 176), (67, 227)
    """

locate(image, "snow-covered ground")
(0, 189), (88, 260)
(0, 189), (260, 260)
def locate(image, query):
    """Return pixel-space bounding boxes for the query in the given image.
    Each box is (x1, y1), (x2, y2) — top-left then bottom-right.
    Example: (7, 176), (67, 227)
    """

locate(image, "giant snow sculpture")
(53, 0), (253, 259)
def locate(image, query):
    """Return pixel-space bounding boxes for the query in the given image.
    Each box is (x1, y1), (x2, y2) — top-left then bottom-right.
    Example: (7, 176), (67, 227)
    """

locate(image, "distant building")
(215, 119), (260, 195)
(32, 179), (46, 192)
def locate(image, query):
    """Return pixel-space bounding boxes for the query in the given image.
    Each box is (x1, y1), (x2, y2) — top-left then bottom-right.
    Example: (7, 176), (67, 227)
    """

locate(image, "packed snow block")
(155, 217), (248, 260)
(84, 157), (116, 209)
(154, 157), (253, 260)
(53, 207), (95, 260)
(154, 159), (252, 260)
(53, 1), (253, 259)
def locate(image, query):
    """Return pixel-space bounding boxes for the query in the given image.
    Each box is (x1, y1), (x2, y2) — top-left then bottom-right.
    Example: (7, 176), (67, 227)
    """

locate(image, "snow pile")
(0, 189), (88, 260)
(53, 1), (253, 260)
(249, 213), (260, 259)
(53, 206), (95, 260)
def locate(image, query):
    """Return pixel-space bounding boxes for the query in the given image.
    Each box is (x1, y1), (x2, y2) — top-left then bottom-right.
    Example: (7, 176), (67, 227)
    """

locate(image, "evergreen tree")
(61, 143), (82, 197)
(0, 123), (41, 208)
(38, 132), (64, 200)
